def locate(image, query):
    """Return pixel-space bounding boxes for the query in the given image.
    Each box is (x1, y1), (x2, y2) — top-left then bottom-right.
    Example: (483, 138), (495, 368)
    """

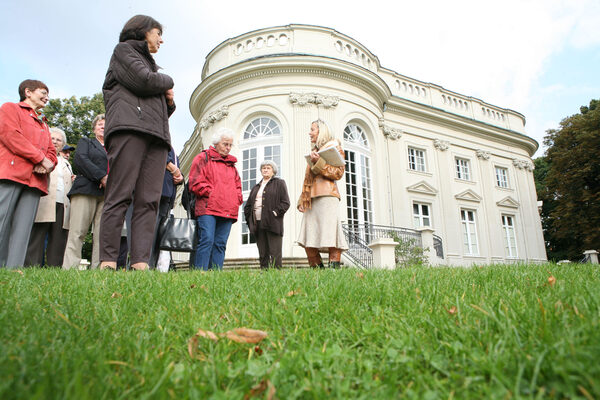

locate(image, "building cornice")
(384, 98), (538, 156)
(190, 55), (391, 120)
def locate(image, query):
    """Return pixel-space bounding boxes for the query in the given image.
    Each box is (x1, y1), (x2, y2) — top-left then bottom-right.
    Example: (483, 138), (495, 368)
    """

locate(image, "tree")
(43, 93), (105, 146)
(536, 99), (600, 261)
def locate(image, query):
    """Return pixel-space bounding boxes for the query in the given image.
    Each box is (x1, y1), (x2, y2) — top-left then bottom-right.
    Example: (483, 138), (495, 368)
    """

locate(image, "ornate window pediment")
(406, 181), (438, 196)
(455, 189), (482, 203)
(496, 196), (520, 209)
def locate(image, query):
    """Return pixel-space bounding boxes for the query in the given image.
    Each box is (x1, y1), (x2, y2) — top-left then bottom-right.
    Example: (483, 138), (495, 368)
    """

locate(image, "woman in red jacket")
(189, 127), (243, 270)
(0, 79), (57, 268)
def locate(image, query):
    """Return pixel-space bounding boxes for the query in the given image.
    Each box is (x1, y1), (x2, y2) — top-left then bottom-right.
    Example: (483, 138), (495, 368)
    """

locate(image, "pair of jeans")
(193, 215), (233, 271)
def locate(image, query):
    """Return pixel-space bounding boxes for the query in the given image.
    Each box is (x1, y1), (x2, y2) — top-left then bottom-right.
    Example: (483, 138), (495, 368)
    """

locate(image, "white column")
(418, 227), (437, 264)
(584, 250), (599, 264)
(368, 238), (398, 269)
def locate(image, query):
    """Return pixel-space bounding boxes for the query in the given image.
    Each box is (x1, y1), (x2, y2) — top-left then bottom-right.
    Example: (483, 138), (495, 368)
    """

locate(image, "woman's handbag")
(158, 215), (197, 252)
(158, 183), (198, 252)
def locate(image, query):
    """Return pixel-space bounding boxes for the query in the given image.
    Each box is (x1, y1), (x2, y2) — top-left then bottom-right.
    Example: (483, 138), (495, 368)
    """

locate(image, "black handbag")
(158, 184), (198, 252)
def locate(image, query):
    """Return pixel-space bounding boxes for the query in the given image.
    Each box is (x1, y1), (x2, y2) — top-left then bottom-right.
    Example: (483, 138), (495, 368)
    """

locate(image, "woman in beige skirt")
(297, 119), (348, 268)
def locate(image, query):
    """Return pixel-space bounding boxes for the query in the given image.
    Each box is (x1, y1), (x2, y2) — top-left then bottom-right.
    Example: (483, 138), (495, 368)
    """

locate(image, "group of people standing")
(0, 14), (348, 271)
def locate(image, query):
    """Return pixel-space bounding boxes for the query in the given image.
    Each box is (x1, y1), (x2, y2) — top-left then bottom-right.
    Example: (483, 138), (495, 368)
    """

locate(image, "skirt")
(296, 196), (348, 251)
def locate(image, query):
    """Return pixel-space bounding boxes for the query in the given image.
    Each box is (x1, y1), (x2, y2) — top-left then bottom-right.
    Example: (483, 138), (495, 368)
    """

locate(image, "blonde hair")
(312, 119), (337, 149)
(92, 114), (105, 130)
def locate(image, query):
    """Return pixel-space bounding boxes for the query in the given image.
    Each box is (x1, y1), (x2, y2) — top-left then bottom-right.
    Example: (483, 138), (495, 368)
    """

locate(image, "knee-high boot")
(305, 247), (324, 269)
(328, 247), (342, 269)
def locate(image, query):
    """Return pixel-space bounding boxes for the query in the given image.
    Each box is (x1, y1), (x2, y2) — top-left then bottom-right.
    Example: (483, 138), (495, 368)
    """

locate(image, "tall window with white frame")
(413, 202), (431, 228)
(344, 124), (373, 238)
(408, 147), (426, 172)
(501, 214), (517, 258)
(495, 166), (509, 188)
(455, 157), (471, 180)
(460, 209), (478, 255)
(240, 117), (282, 246)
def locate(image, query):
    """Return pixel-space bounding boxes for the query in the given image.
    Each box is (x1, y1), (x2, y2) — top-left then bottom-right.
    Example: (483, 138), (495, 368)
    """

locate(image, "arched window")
(344, 124), (373, 232)
(240, 117), (283, 247)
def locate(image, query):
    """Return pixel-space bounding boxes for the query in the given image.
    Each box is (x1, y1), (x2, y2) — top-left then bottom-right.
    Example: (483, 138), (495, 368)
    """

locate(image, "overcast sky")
(1, 0), (598, 157)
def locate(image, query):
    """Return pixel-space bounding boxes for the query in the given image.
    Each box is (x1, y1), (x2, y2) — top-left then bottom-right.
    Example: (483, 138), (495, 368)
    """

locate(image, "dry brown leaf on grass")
(196, 328), (219, 341)
(356, 272), (364, 279)
(188, 327), (268, 358)
(243, 379), (276, 400)
(286, 288), (301, 297)
(222, 328), (268, 344)
(447, 306), (458, 315)
(111, 292), (122, 298)
(190, 284), (196, 289)
(547, 274), (556, 287)
(14, 270), (24, 276)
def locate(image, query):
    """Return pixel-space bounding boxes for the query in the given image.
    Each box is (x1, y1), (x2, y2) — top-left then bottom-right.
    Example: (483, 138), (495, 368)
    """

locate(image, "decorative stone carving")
(434, 139), (449, 151)
(512, 158), (534, 171)
(199, 105), (229, 129)
(378, 118), (402, 140)
(289, 92), (339, 108)
(476, 149), (490, 160)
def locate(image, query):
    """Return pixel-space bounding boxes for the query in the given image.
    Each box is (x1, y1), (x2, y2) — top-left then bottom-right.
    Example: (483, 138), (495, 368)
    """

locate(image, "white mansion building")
(178, 24), (547, 267)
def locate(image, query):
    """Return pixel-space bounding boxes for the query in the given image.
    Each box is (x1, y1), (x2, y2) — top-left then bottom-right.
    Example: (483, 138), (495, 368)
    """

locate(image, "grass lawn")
(0, 264), (599, 399)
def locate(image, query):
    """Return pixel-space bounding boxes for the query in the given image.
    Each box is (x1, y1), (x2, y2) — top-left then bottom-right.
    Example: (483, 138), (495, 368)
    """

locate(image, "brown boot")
(328, 248), (342, 268)
(305, 247), (323, 268)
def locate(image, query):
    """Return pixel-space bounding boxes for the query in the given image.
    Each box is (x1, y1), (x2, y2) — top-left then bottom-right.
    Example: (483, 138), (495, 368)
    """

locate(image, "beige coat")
(34, 156), (73, 228)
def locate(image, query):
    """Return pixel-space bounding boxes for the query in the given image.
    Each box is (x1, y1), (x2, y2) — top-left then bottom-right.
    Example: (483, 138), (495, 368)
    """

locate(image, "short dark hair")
(18, 79), (49, 101)
(119, 15), (163, 42)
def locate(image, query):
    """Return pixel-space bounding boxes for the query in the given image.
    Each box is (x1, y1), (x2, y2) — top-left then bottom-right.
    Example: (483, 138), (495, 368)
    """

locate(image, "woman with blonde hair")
(297, 119), (348, 268)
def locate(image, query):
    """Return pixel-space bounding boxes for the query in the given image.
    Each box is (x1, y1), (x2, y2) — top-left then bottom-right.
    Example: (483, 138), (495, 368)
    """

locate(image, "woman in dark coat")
(62, 114), (108, 269)
(244, 160), (290, 269)
(99, 15), (176, 271)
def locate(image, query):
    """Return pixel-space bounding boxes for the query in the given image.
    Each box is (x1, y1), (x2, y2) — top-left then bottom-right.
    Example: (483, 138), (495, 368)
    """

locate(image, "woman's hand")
(165, 89), (175, 106)
(34, 157), (55, 174)
(309, 150), (320, 163)
(298, 204), (305, 213)
(172, 168), (183, 184)
(99, 175), (108, 188)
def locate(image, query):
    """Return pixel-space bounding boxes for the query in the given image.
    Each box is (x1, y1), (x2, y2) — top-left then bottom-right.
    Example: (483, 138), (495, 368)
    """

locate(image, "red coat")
(0, 102), (57, 194)
(189, 146), (243, 221)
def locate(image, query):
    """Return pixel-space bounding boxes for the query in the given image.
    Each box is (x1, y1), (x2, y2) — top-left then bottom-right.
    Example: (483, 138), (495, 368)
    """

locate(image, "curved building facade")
(179, 24), (547, 266)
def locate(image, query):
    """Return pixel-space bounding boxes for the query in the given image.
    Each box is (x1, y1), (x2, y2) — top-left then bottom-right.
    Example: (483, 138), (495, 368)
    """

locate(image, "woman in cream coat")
(25, 127), (74, 267)
(297, 119), (348, 268)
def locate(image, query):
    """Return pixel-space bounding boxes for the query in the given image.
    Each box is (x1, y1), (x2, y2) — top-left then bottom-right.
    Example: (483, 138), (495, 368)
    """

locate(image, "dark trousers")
(25, 203), (68, 267)
(148, 196), (172, 268)
(255, 221), (283, 269)
(99, 131), (168, 264)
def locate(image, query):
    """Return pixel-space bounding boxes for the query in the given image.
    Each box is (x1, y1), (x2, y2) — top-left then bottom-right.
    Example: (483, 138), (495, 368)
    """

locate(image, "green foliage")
(3, 266), (597, 398)
(43, 93), (105, 146)
(392, 234), (428, 267)
(536, 98), (600, 260)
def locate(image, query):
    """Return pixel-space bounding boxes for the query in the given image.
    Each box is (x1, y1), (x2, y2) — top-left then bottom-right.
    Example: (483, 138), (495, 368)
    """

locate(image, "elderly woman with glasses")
(25, 127), (74, 267)
(189, 128), (243, 270)
(62, 114), (108, 270)
(0, 79), (57, 268)
(244, 160), (290, 269)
